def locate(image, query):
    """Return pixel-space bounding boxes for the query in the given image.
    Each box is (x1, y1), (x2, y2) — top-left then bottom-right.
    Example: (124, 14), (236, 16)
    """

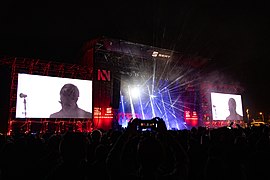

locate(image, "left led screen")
(15, 73), (92, 118)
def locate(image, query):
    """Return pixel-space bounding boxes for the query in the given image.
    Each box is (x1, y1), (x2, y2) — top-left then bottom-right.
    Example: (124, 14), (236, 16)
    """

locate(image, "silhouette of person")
(49, 83), (92, 118)
(226, 98), (243, 120)
(44, 132), (89, 180)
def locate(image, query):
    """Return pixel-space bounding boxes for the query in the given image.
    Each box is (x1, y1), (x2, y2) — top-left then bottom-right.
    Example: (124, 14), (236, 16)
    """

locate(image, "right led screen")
(210, 92), (243, 120)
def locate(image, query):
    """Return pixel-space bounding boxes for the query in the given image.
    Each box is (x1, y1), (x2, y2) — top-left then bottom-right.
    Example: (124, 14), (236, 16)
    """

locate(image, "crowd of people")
(0, 117), (269, 180)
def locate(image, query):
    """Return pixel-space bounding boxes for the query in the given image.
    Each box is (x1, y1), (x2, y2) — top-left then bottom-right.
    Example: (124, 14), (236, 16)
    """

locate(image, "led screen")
(210, 92), (243, 120)
(16, 73), (92, 118)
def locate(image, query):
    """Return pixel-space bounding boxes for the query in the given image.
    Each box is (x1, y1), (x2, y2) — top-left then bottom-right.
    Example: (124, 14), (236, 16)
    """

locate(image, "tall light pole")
(259, 112), (264, 122)
(246, 108), (250, 123)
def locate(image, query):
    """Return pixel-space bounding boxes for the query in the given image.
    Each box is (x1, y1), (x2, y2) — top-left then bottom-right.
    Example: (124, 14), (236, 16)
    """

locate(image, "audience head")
(59, 132), (89, 163)
(137, 136), (165, 170)
(91, 129), (103, 143)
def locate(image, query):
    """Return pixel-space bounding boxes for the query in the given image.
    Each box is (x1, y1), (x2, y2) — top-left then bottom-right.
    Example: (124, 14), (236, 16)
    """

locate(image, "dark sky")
(0, 0), (269, 115)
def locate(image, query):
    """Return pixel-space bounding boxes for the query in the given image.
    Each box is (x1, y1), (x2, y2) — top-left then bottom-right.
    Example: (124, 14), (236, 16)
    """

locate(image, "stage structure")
(80, 37), (213, 130)
(0, 56), (94, 135)
(0, 37), (246, 134)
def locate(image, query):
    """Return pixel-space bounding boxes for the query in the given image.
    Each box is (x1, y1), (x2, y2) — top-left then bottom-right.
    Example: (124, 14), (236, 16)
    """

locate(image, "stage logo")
(98, 69), (110, 81)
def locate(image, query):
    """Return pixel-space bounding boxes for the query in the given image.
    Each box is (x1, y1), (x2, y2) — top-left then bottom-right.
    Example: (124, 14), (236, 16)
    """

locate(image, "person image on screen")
(49, 83), (92, 118)
(226, 97), (243, 120)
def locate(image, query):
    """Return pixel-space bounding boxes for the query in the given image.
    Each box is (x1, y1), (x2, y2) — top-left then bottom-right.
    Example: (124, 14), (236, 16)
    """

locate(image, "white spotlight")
(130, 86), (140, 98)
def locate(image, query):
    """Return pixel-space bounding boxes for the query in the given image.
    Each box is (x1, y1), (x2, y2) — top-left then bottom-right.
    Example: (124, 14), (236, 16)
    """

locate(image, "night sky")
(1, 0), (269, 116)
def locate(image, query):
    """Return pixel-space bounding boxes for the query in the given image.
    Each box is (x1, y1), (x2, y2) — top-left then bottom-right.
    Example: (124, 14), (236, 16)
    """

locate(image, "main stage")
(0, 37), (246, 135)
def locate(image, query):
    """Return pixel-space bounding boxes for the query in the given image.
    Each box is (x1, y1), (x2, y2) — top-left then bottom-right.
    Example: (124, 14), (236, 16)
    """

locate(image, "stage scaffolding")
(0, 56), (93, 134)
(1, 37), (246, 133)
(83, 37), (212, 129)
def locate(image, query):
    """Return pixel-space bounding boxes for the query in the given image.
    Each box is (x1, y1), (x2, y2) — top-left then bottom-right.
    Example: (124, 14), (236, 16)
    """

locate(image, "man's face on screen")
(59, 84), (79, 109)
(228, 98), (236, 112)
(60, 95), (77, 109)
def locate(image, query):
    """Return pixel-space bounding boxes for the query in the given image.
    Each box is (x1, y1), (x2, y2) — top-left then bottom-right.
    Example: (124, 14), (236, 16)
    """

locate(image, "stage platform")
(8, 119), (93, 135)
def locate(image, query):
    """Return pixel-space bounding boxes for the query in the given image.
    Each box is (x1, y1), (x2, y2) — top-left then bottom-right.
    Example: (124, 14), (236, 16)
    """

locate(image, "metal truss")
(1, 56), (93, 134)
